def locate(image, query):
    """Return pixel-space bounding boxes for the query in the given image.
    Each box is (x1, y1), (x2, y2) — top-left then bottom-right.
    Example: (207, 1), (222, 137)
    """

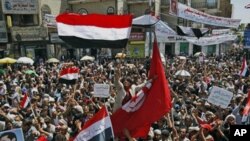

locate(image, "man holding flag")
(111, 37), (172, 139)
(69, 106), (114, 141)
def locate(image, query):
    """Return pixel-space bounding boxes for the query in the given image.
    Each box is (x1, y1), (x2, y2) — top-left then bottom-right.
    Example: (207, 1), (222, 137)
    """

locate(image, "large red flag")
(111, 37), (172, 138)
(243, 90), (250, 115)
(242, 90), (250, 122)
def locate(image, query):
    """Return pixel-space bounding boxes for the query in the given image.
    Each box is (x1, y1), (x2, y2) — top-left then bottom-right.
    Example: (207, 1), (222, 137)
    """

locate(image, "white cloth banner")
(185, 34), (237, 46)
(169, 1), (241, 28)
(207, 86), (233, 109)
(44, 14), (57, 28)
(94, 84), (110, 97)
(212, 29), (231, 35)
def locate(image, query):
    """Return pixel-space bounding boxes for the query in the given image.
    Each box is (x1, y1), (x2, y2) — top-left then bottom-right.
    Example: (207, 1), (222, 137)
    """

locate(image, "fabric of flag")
(111, 37), (172, 138)
(240, 55), (249, 77)
(177, 25), (209, 38)
(56, 13), (132, 49)
(72, 106), (114, 141)
(242, 90), (250, 123)
(59, 66), (79, 84)
(37, 135), (48, 141)
(20, 94), (30, 109)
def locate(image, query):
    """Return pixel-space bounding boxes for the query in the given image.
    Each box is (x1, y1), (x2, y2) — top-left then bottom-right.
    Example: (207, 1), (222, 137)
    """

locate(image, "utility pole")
(148, 0), (153, 56)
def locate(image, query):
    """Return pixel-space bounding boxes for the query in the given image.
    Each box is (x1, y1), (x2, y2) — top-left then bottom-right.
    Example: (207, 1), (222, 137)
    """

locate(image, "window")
(11, 14), (38, 26)
(207, 0), (217, 8)
(0, 13), (3, 21)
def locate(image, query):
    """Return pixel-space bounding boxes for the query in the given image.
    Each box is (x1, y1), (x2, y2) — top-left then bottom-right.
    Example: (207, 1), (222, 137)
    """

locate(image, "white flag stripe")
(57, 23), (131, 40)
(74, 116), (112, 141)
(60, 73), (79, 80)
(23, 97), (30, 108)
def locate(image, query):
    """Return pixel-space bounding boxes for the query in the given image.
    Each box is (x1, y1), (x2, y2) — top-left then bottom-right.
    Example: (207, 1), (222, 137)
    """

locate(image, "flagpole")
(26, 93), (37, 120)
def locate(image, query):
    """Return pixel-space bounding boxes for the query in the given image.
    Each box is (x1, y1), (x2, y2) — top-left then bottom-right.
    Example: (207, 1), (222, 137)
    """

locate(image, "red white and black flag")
(59, 66), (79, 84)
(20, 94), (30, 109)
(70, 106), (114, 141)
(239, 55), (249, 77)
(56, 13), (132, 48)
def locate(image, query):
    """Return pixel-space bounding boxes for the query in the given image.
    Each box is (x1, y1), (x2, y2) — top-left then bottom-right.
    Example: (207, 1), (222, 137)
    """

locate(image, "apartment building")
(0, 0), (70, 60)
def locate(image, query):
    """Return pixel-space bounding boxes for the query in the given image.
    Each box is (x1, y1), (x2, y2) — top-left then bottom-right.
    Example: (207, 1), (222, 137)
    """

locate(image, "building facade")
(0, 0), (235, 60)
(0, 0), (70, 61)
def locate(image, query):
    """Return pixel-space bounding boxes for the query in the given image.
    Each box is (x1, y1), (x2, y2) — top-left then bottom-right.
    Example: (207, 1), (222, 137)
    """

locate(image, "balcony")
(127, 0), (149, 4)
(191, 2), (218, 9)
(68, 0), (103, 4)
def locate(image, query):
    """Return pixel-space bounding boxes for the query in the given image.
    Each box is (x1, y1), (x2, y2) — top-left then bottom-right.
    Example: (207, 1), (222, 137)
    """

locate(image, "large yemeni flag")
(73, 106), (114, 141)
(20, 94), (30, 109)
(56, 13), (132, 48)
(59, 66), (79, 84)
(240, 55), (249, 77)
(111, 37), (172, 138)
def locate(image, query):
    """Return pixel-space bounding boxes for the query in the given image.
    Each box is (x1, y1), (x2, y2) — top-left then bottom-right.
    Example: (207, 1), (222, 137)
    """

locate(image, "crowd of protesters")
(0, 46), (249, 141)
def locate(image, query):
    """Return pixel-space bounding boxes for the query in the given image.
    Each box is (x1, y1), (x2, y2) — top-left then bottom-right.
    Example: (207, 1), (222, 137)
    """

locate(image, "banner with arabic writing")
(185, 34), (237, 46)
(2, 0), (38, 14)
(169, 1), (241, 28)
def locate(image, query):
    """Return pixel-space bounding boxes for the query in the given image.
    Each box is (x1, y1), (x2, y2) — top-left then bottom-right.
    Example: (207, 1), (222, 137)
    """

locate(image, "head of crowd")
(0, 47), (249, 141)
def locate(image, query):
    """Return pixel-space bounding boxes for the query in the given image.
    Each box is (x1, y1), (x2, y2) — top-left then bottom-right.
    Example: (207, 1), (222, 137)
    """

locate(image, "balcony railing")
(127, 0), (149, 4)
(191, 2), (218, 9)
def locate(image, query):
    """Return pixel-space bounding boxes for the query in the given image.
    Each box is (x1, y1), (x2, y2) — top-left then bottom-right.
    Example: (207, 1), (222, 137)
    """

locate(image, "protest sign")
(94, 84), (110, 97)
(207, 86), (233, 108)
(0, 128), (24, 141)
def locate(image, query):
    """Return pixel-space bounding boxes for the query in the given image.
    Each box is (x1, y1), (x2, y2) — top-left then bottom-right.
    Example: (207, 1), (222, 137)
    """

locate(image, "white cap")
(3, 103), (11, 108)
(154, 129), (161, 135)
(74, 105), (83, 114)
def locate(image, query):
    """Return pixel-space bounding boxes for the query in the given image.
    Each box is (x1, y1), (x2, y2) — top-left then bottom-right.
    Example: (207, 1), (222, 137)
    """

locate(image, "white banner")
(94, 84), (110, 98)
(185, 34), (237, 46)
(2, 0), (38, 14)
(207, 86), (233, 109)
(212, 29), (231, 35)
(44, 14), (57, 28)
(169, 1), (241, 28)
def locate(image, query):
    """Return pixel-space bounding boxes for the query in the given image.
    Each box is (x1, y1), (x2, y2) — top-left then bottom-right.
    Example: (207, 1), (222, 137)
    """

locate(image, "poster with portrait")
(169, 0), (178, 15)
(0, 128), (24, 141)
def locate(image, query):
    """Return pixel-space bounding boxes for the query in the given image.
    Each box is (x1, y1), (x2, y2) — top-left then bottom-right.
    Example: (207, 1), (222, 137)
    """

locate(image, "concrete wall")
(71, 1), (116, 14)
(40, 0), (69, 15)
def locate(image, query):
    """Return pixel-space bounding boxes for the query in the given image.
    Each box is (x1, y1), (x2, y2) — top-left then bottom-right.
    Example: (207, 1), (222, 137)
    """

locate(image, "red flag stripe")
(82, 106), (109, 129)
(240, 56), (247, 76)
(60, 67), (79, 76)
(243, 91), (250, 115)
(20, 94), (29, 108)
(56, 13), (133, 28)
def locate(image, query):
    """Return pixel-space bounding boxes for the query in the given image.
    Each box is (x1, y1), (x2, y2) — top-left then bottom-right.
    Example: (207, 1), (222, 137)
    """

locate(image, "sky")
(231, 0), (250, 24)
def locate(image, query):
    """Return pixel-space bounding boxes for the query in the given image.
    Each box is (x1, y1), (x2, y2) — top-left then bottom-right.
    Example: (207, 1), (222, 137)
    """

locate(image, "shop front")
(127, 32), (145, 58)
(10, 26), (49, 60)
(206, 45), (216, 56)
(0, 13), (8, 58)
(179, 42), (189, 56)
